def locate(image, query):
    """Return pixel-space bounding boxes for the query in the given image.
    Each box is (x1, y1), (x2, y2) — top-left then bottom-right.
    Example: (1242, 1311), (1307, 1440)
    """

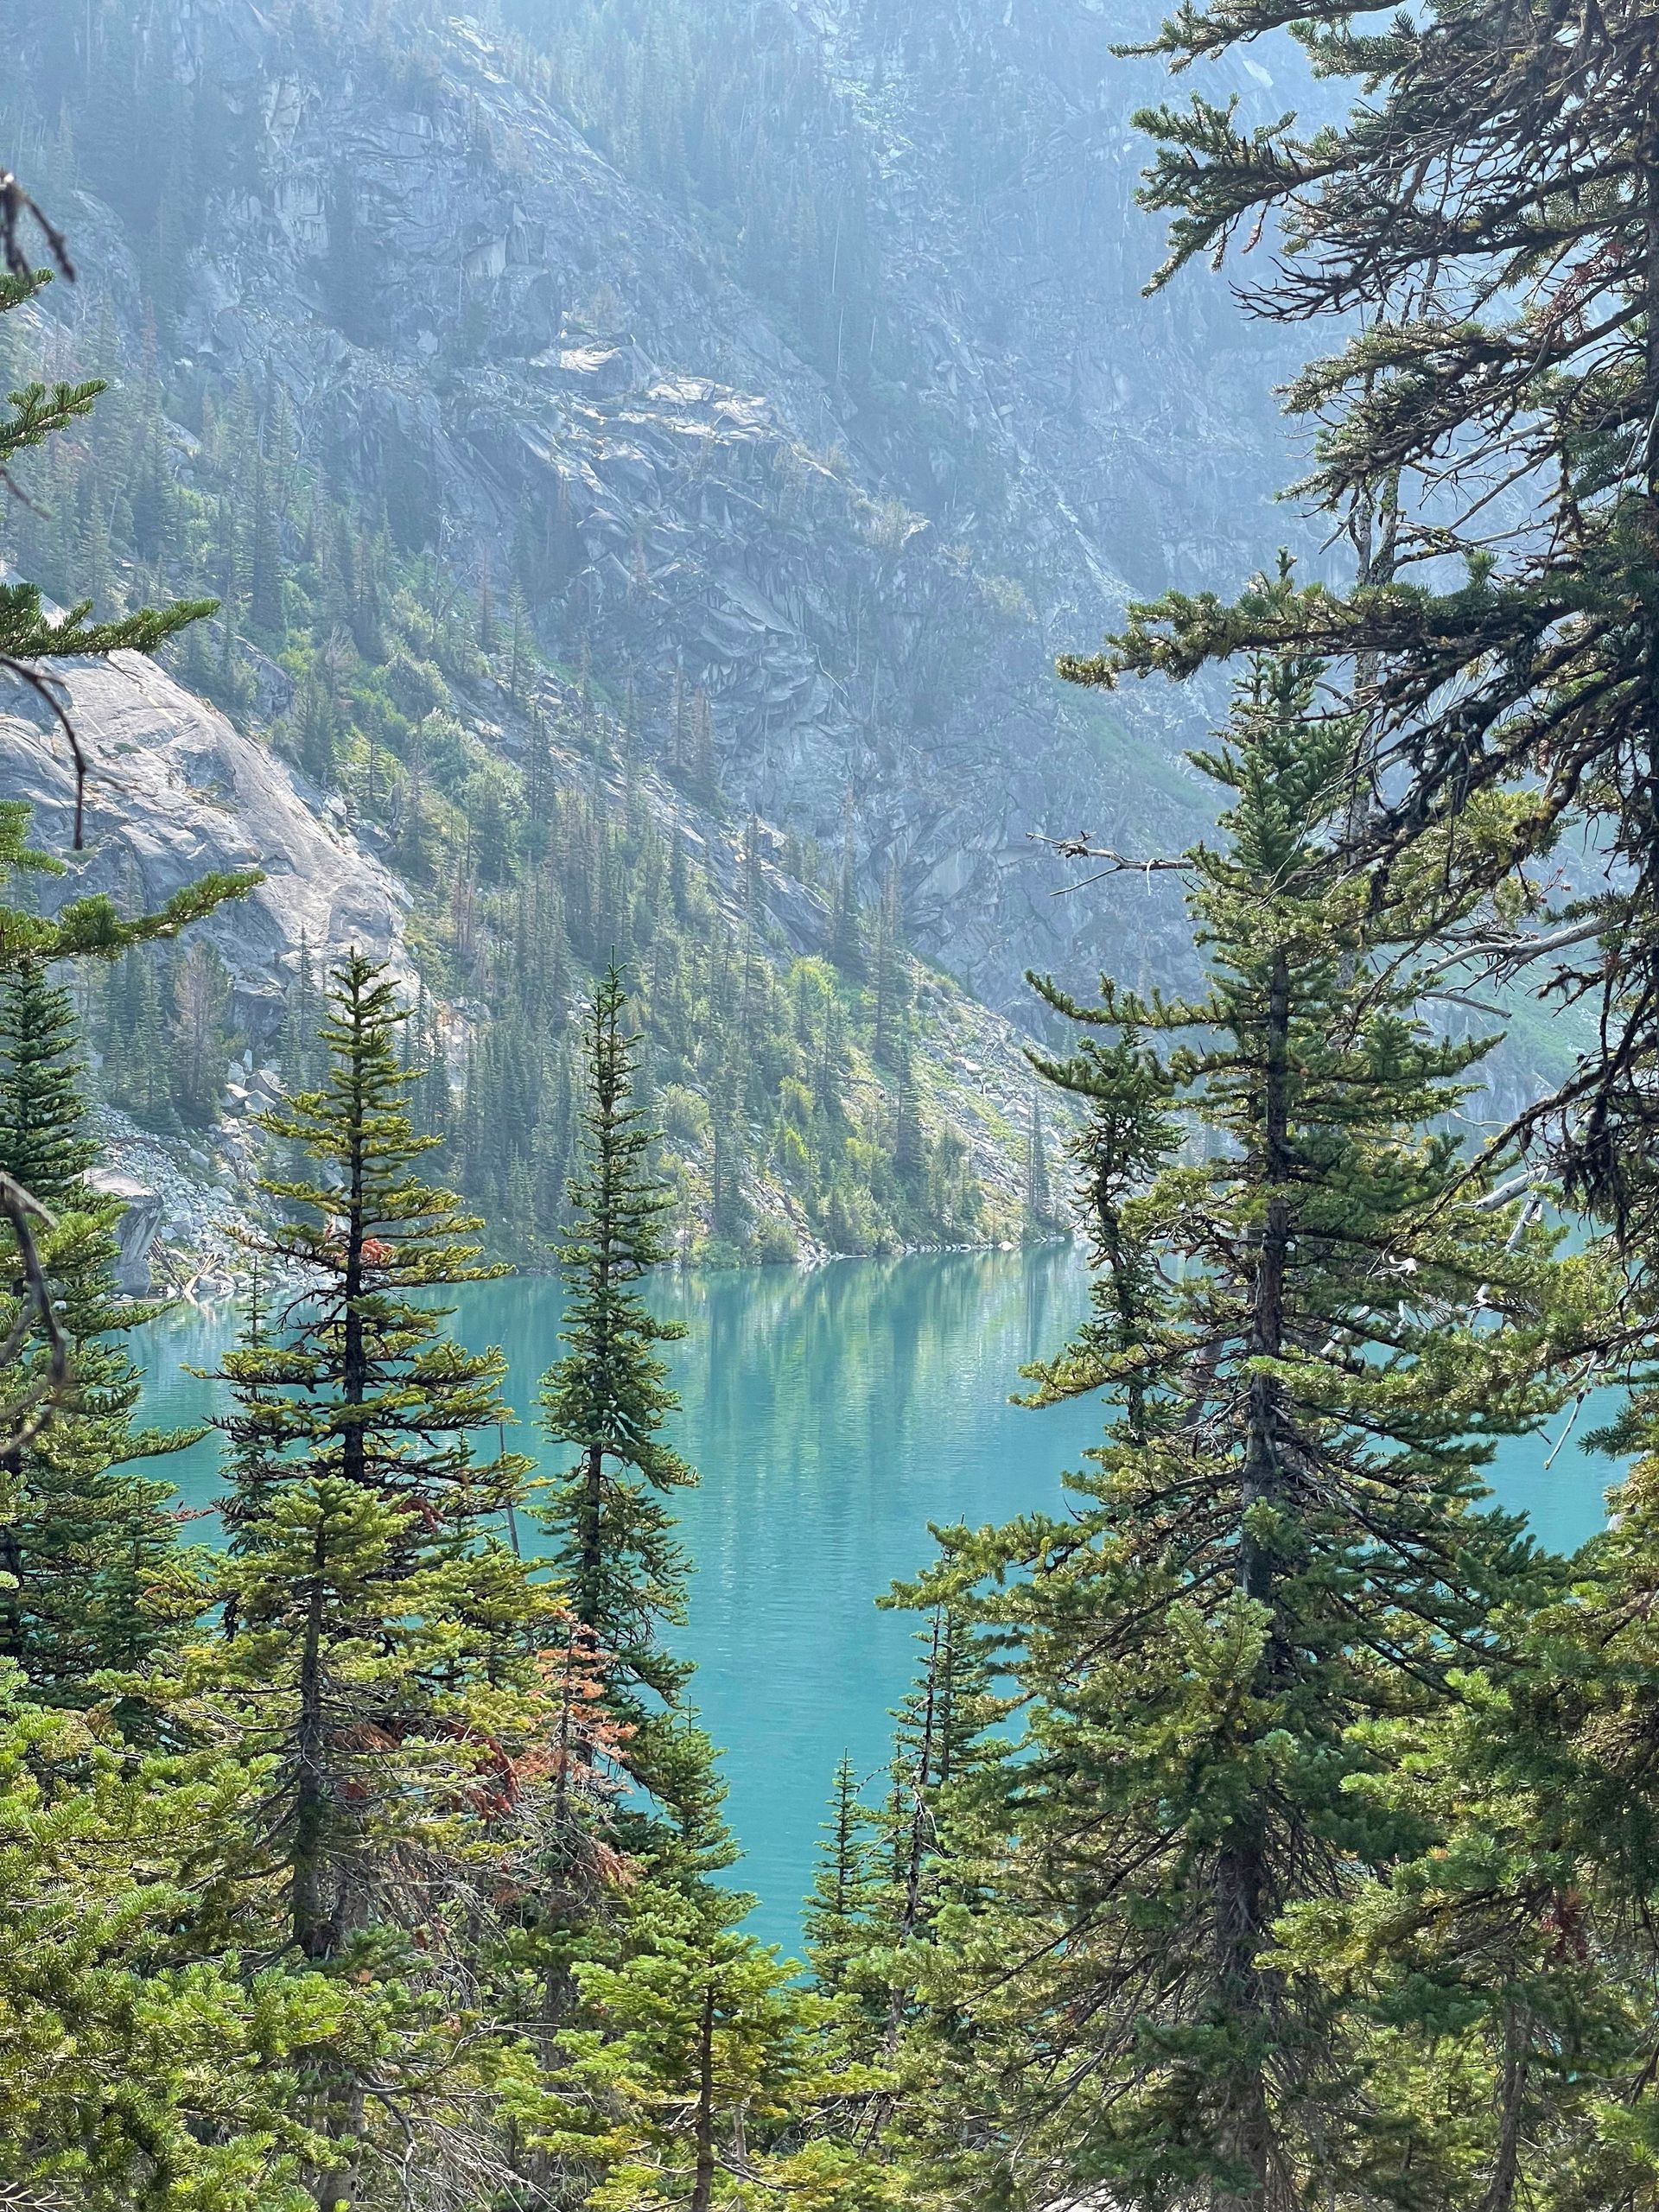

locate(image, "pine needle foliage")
(0, 961), (205, 1697)
(876, 655), (1604, 2211)
(218, 950), (520, 1523)
(1073, 0), (1659, 1249)
(539, 959), (697, 1757)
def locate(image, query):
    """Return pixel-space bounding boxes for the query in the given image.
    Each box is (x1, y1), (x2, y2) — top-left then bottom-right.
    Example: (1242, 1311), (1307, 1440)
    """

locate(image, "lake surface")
(133, 1244), (1617, 1951)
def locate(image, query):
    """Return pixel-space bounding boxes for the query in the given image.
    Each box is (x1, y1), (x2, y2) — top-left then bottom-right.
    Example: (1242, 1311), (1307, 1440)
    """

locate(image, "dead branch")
(0, 658), (87, 847)
(1029, 830), (1195, 895)
(0, 170), (74, 285)
(0, 1170), (67, 1453)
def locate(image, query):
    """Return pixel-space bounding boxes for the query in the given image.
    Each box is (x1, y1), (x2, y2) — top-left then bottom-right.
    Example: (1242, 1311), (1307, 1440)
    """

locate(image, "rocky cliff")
(0, 0), (1346, 1260)
(0, 647), (411, 1029)
(2, 0), (1319, 1009)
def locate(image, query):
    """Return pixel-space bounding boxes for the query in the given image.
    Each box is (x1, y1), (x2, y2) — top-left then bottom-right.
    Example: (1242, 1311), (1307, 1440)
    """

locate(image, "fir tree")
(831, 835), (866, 979)
(0, 959), (203, 1695)
(538, 960), (696, 1790)
(877, 654), (1599, 2210)
(542, 1869), (890, 2209)
(217, 950), (523, 1584)
(1084, 0), (1659, 1252)
(804, 1750), (878, 1997)
(1021, 1090), (1052, 1238)
(201, 953), (567, 2197)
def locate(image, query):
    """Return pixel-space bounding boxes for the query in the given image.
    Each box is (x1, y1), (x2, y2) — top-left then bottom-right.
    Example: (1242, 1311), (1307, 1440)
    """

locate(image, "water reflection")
(134, 1243), (1613, 1947)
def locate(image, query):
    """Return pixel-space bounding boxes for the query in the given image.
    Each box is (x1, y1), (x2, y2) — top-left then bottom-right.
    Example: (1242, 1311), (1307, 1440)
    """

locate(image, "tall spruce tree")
(876, 653), (1599, 2212)
(197, 952), (587, 2205)
(538, 958), (697, 1790)
(1277, 1372), (1659, 2207)
(805, 1751), (880, 1999)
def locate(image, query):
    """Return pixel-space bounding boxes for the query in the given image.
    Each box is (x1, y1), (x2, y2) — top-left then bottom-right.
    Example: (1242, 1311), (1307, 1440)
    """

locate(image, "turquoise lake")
(134, 1243), (1618, 1953)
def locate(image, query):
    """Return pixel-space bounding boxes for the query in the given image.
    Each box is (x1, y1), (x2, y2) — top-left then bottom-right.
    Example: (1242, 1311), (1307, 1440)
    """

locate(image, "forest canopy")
(5, 2), (1659, 2209)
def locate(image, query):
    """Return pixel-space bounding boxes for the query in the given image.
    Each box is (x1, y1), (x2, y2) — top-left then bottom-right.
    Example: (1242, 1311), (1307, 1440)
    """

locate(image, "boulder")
(84, 1168), (165, 1295)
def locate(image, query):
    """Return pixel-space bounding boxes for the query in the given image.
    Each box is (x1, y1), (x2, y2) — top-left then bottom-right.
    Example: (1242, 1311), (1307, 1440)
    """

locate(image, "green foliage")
(1081, 0), (1659, 1255)
(0, 961), (207, 1699)
(538, 962), (696, 1765)
(854, 657), (1605, 2208)
(519, 1864), (894, 2208)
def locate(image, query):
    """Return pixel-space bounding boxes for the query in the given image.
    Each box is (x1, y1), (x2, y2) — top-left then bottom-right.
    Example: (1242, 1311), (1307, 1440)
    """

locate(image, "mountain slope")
(0, 0), (1326, 1258)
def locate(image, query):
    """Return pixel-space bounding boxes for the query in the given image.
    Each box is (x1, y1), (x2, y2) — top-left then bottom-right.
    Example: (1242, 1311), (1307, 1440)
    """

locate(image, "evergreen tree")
(1084, 0), (1659, 1251)
(804, 1751), (878, 1997)
(1020, 1090), (1052, 1238)
(538, 960), (696, 1791)
(541, 1872), (891, 2210)
(875, 654), (1599, 2210)
(200, 953), (568, 2198)
(872, 862), (907, 1069)
(217, 951), (523, 1582)
(831, 835), (866, 979)
(0, 959), (203, 1695)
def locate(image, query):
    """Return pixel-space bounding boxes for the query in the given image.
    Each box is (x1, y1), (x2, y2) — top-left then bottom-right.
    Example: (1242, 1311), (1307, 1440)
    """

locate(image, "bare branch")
(0, 170), (74, 284)
(1029, 830), (1195, 896)
(0, 1171), (67, 1454)
(0, 657), (87, 848)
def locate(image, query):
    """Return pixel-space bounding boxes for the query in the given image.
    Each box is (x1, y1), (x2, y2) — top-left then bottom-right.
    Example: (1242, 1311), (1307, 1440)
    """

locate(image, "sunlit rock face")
(33, 0), (1314, 1019)
(0, 650), (411, 1038)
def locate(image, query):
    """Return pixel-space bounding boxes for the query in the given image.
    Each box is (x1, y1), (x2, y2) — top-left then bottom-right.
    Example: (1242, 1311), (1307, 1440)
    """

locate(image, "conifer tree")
(198, 953), (576, 2202)
(879, 653), (1599, 2211)
(539, 1868), (892, 2211)
(872, 862), (907, 1069)
(0, 958), (203, 1694)
(1280, 1377), (1659, 2205)
(539, 959), (696, 1789)
(223, 952), (519, 1516)
(868, 1608), (1004, 2054)
(831, 836), (866, 979)
(1082, 0), (1659, 1244)
(804, 1751), (879, 1998)
(1021, 1091), (1052, 1238)
(211, 955), (537, 1940)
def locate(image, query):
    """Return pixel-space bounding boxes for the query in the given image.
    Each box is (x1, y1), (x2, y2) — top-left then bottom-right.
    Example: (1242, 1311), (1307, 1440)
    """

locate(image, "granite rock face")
(30, 0), (1316, 1019)
(0, 651), (410, 1034)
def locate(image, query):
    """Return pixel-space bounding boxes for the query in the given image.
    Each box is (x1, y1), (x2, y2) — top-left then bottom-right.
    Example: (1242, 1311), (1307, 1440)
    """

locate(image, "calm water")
(133, 1245), (1616, 1949)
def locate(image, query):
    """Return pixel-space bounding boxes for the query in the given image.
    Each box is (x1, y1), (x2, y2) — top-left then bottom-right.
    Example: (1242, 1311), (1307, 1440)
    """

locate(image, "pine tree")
(868, 1608), (1004, 2051)
(872, 861), (907, 1068)
(201, 953), (569, 2198)
(218, 950), (522, 1578)
(1020, 1090), (1052, 1238)
(538, 960), (696, 1792)
(540, 1872), (891, 2210)
(878, 654), (1599, 2210)
(1285, 1377), (1659, 2206)
(831, 835), (866, 979)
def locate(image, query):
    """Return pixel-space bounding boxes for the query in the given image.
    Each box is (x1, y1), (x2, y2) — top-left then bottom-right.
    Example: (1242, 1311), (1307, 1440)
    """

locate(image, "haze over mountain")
(0, 0), (1325, 1260)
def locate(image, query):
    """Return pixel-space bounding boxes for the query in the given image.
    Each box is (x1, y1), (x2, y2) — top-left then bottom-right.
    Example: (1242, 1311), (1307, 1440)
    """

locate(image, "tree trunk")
(690, 1978), (717, 2212)
(341, 1048), (366, 1490)
(0, 1447), (21, 1664)
(293, 1510), (356, 2209)
(1214, 944), (1294, 2212)
(1480, 1999), (1529, 2212)
(292, 1510), (333, 1960)
(576, 1440), (605, 1630)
